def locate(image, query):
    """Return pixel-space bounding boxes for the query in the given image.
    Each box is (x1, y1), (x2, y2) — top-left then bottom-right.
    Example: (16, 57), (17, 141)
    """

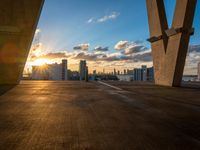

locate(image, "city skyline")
(1, 1), (200, 149)
(25, 0), (200, 75)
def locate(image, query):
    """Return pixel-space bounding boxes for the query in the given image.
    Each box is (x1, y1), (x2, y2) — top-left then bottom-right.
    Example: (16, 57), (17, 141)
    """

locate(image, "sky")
(25, 0), (200, 75)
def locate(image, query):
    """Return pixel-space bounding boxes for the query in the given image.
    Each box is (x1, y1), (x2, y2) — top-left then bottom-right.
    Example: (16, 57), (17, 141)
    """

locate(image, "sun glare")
(33, 59), (52, 66)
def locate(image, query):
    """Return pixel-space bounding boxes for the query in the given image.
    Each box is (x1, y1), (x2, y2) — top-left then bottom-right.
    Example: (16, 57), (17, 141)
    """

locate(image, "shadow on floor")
(0, 85), (16, 96)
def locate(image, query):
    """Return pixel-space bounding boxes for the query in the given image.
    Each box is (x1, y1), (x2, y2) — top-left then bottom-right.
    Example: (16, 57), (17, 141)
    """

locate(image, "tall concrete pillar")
(0, 0), (44, 85)
(146, 0), (197, 86)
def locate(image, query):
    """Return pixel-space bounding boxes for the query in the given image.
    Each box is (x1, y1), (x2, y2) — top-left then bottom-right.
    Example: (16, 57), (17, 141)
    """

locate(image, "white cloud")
(97, 12), (120, 23)
(87, 12), (120, 24)
(114, 41), (149, 55)
(87, 18), (94, 23)
(184, 45), (200, 74)
(35, 28), (41, 35)
(114, 41), (129, 50)
(124, 44), (148, 54)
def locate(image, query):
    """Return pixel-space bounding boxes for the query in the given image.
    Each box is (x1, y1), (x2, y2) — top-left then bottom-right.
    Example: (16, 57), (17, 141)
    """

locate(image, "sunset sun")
(33, 58), (52, 66)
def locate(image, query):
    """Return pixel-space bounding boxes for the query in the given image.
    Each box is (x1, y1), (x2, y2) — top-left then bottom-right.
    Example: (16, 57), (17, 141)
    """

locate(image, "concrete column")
(146, 0), (197, 86)
(0, 0), (44, 85)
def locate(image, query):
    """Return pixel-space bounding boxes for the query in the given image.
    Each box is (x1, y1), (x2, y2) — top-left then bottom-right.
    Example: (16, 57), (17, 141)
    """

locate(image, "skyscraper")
(141, 65), (147, 81)
(134, 65), (154, 81)
(62, 59), (68, 80)
(198, 62), (200, 81)
(79, 60), (86, 80)
(32, 59), (68, 80)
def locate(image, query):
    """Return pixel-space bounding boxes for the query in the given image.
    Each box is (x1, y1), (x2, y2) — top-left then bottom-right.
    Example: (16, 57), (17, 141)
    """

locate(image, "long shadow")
(0, 85), (16, 96)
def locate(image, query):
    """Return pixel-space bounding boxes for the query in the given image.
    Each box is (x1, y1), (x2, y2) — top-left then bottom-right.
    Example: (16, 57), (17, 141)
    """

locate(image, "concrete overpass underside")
(0, 0), (44, 85)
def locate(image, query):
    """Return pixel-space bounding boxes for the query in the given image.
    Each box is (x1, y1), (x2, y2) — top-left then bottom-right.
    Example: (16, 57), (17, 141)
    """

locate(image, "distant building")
(147, 67), (154, 81)
(127, 69), (134, 75)
(117, 70), (120, 75)
(114, 68), (116, 75)
(198, 62), (200, 81)
(134, 68), (142, 81)
(32, 65), (49, 80)
(142, 65), (147, 81)
(134, 66), (154, 81)
(32, 59), (68, 80)
(93, 70), (96, 75)
(62, 59), (68, 80)
(79, 60), (86, 80)
(68, 70), (80, 80)
(182, 75), (198, 82)
(124, 69), (127, 75)
(117, 75), (133, 81)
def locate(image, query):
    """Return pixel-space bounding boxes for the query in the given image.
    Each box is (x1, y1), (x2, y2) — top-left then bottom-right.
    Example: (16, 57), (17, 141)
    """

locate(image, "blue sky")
(26, 0), (200, 74)
(37, 0), (200, 51)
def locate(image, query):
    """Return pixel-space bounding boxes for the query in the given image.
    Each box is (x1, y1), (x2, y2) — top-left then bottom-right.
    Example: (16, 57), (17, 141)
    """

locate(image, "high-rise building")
(141, 65), (147, 81)
(62, 59), (68, 80)
(79, 60), (86, 80)
(32, 59), (68, 80)
(198, 62), (200, 81)
(32, 65), (49, 80)
(147, 67), (154, 81)
(134, 66), (154, 81)
(134, 68), (142, 81)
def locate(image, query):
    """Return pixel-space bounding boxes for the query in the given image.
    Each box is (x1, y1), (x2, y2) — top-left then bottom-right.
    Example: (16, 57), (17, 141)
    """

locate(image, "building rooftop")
(0, 81), (200, 150)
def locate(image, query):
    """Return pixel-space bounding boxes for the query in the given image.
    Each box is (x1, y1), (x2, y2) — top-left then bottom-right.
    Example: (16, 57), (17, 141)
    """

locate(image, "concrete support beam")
(0, 0), (44, 85)
(146, 0), (197, 86)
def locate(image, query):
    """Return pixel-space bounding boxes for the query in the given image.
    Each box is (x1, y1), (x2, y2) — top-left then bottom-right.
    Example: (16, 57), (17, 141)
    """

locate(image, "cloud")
(114, 41), (129, 50)
(71, 49), (152, 63)
(34, 28), (41, 36)
(188, 45), (200, 53)
(87, 18), (94, 23)
(97, 12), (120, 23)
(73, 52), (106, 61)
(31, 43), (42, 52)
(29, 39), (153, 64)
(71, 42), (152, 63)
(115, 41), (149, 55)
(73, 43), (90, 51)
(132, 52), (152, 62)
(185, 45), (200, 72)
(31, 52), (70, 61)
(94, 46), (109, 52)
(124, 44), (148, 55)
(87, 12), (120, 24)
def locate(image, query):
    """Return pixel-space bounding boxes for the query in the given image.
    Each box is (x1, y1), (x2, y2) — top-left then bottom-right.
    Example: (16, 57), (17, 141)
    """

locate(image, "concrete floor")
(0, 81), (200, 150)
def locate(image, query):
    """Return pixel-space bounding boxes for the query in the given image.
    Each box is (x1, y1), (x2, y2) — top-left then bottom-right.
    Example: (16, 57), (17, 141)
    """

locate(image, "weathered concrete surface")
(0, 0), (44, 85)
(146, 0), (197, 87)
(0, 81), (200, 150)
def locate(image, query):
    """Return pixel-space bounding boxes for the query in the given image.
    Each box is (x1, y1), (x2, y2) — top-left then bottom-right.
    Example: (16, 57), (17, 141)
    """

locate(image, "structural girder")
(146, 0), (197, 86)
(0, 0), (44, 84)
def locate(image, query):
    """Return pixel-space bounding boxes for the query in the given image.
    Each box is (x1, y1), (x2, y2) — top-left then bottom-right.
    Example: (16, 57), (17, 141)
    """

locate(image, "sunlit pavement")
(0, 81), (200, 150)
